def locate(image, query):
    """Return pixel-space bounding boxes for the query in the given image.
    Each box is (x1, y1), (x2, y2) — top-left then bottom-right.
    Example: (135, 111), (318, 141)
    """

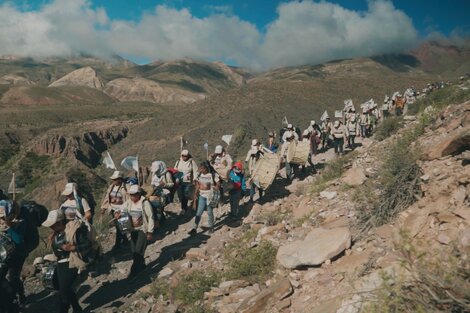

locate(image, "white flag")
(7, 173), (15, 194)
(282, 116), (289, 126)
(203, 143), (209, 151)
(222, 135), (233, 146)
(180, 137), (188, 151)
(121, 156), (139, 172)
(102, 151), (116, 170)
(320, 110), (329, 121)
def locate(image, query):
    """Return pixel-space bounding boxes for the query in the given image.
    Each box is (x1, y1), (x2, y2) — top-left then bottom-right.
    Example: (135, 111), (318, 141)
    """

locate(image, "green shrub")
(173, 270), (221, 306)
(407, 85), (470, 115)
(225, 241), (277, 282)
(357, 126), (422, 230)
(374, 116), (403, 141)
(17, 152), (51, 185)
(363, 231), (470, 312)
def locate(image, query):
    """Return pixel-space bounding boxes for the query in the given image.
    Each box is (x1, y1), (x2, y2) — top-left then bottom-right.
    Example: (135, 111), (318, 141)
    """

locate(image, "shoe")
(188, 228), (197, 235)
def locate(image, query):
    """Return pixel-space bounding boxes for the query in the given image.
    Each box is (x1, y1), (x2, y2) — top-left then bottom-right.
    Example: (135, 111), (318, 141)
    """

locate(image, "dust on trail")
(23, 142), (355, 313)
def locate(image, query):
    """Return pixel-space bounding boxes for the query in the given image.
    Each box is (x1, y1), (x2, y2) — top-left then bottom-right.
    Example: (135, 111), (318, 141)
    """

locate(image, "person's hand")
(146, 233), (153, 241)
(61, 243), (75, 252)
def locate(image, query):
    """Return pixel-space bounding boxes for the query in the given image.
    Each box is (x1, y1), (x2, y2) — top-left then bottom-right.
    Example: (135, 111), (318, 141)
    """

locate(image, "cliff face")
(31, 125), (129, 167)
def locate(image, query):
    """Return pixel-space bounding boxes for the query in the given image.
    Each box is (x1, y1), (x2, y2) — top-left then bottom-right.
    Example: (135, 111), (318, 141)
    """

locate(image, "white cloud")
(0, 0), (419, 69)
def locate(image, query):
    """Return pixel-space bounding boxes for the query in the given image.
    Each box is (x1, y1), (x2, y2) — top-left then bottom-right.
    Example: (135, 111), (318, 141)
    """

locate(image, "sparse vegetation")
(259, 210), (287, 226)
(311, 151), (357, 194)
(174, 270), (222, 306)
(363, 231), (470, 313)
(374, 116), (403, 141)
(225, 241), (277, 283)
(408, 84), (470, 115)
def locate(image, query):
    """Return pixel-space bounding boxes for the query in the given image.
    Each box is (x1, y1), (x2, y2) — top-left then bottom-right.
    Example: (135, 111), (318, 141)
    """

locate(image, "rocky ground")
(21, 99), (469, 313)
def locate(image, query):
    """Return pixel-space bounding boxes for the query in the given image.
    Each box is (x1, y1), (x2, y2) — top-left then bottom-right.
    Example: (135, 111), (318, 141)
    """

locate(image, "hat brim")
(61, 190), (73, 196)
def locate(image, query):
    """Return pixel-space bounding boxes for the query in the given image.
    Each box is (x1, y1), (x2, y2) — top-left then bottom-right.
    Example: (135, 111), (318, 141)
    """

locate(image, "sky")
(0, 0), (468, 70)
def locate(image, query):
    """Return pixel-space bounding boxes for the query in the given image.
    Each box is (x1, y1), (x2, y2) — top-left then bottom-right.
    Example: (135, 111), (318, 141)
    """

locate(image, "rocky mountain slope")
(49, 66), (105, 89)
(21, 83), (470, 312)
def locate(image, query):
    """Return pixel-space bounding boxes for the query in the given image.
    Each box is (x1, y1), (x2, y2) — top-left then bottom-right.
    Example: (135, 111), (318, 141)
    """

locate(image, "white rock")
(276, 227), (351, 269)
(320, 191), (337, 200)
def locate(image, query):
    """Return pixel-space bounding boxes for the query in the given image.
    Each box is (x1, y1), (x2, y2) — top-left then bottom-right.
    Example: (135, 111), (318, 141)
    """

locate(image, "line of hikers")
(0, 83), (439, 313)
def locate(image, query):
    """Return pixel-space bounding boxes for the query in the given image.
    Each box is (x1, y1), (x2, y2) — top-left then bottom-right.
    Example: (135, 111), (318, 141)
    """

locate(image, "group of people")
(0, 82), (441, 313)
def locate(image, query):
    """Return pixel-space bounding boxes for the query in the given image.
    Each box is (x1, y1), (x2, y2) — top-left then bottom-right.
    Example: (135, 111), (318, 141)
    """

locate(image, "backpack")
(68, 220), (101, 266)
(20, 201), (48, 253)
(166, 167), (182, 188)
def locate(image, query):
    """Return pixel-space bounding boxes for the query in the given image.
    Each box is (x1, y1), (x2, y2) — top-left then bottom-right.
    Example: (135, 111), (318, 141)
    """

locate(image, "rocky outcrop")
(342, 167), (367, 186)
(104, 77), (206, 104)
(424, 127), (470, 160)
(0, 74), (34, 85)
(277, 227), (351, 269)
(49, 66), (104, 89)
(31, 125), (129, 167)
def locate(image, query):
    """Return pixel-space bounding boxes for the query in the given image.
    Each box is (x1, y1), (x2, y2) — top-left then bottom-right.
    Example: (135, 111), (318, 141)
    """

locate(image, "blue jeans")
(360, 125), (367, 138)
(177, 183), (193, 211)
(194, 196), (214, 229)
(249, 182), (264, 200)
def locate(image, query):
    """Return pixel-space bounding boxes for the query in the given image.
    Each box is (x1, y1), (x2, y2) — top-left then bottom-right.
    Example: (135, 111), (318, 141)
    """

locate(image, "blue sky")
(1, 0), (468, 69)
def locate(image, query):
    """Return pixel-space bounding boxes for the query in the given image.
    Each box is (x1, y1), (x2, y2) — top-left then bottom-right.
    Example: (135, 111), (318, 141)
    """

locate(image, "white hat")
(128, 185), (141, 195)
(181, 149), (189, 156)
(251, 139), (259, 146)
(287, 124), (293, 129)
(303, 129), (310, 136)
(61, 183), (76, 196)
(110, 171), (123, 180)
(310, 120), (316, 126)
(42, 209), (65, 227)
(214, 145), (223, 154)
(334, 120), (340, 127)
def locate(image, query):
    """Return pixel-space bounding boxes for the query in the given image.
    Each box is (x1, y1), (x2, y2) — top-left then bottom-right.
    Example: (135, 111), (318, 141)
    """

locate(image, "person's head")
(214, 145), (223, 156)
(268, 132), (275, 139)
(42, 209), (66, 233)
(151, 161), (166, 177)
(61, 183), (77, 200)
(199, 161), (210, 174)
(302, 129), (310, 138)
(128, 185), (141, 203)
(334, 120), (340, 128)
(110, 171), (124, 186)
(232, 162), (243, 174)
(310, 120), (316, 126)
(181, 149), (190, 161)
(351, 115), (356, 122)
(251, 139), (259, 147)
(326, 117), (330, 121)
(287, 124), (293, 130)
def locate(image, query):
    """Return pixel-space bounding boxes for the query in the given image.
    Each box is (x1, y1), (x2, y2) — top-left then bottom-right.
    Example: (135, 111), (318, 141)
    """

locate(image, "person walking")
(332, 120), (346, 155)
(175, 150), (198, 216)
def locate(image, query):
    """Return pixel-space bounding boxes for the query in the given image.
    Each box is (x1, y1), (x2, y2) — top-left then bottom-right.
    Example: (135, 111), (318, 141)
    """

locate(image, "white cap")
(128, 185), (141, 195)
(215, 145), (223, 154)
(251, 139), (259, 146)
(310, 120), (316, 126)
(61, 183), (76, 196)
(303, 129), (310, 136)
(181, 149), (189, 156)
(287, 124), (293, 129)
(334, 120), (340, 127)
(42, 209), (65, 227)
(110, 171), (123, 180)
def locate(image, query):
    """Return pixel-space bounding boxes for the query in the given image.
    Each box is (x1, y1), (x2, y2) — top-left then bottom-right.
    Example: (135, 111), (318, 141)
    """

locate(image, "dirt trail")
(23, 141), (357, 313)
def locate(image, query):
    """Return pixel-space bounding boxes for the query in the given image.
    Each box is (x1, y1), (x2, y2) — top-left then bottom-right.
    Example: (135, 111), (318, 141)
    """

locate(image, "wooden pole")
(12, 172), (16, 201)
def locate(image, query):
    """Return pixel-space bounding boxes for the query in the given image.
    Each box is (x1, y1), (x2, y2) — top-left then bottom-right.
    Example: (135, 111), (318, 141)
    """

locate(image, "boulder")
(276, 227), (351, 269)
(320, 191), (337, 200)
(238, 278), (293, 313)
(342, 167), (367, 186)
(424, 128), (470, 160)
(185, 248), (207, 261)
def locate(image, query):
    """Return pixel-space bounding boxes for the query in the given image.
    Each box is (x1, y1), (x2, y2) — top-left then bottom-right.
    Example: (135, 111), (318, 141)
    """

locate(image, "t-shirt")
(60, 198), (91, 221)
(197, 172), (220, 199)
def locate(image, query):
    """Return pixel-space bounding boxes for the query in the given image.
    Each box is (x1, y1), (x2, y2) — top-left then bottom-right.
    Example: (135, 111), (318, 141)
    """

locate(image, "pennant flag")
(222, 135), (233, 146)
(334, 110), (343, 118)
(121, 156), (139, 172)
(282, 116), (289, 126)
(320, 110), (329, 121)
(7, 173), (16, 195)
(102, 151), (116, 170)
(180, 136), (188, 151)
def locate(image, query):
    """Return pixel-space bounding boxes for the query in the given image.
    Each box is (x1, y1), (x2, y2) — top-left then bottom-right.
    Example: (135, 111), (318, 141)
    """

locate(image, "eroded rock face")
(31, 126), (129, 167)
(104, 77), (206, 104)
(424, 128), (470, 160)
(277, 227), (351, 269)
(238, 278), (293, 313)
(49, 66), (104, 89)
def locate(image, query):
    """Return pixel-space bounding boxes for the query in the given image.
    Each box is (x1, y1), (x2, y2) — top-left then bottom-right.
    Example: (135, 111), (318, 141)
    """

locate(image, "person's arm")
(81, 198), (93, 222)
(163, 172), (175, 189)
(143, 200), (154, 240)
(192, 160), (199, 183)
(245, 150), (251, 163)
